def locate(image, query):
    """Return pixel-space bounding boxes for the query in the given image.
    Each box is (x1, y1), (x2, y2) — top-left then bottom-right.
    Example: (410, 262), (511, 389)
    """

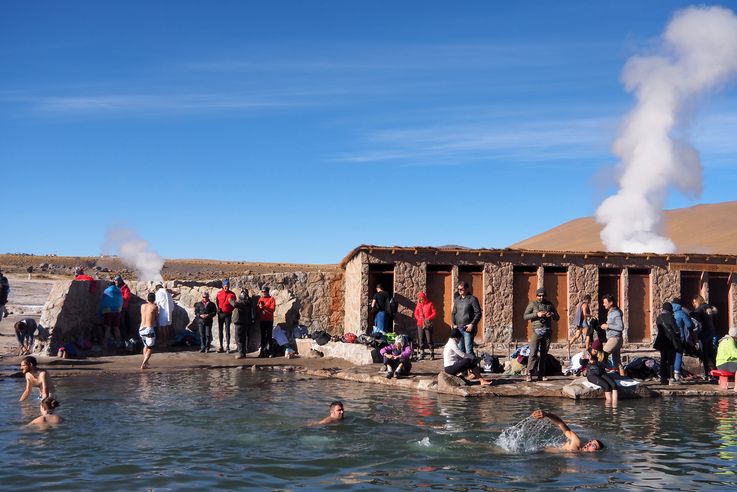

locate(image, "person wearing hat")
(523, 287), (560, 382)
(586, 338), (618, 405)
(654, 302), (684, 384)
(194, 291), (217, 353)
(257, 286), (276, 357)
(216, 279), (237, 353)
(716, 326), (737, 374)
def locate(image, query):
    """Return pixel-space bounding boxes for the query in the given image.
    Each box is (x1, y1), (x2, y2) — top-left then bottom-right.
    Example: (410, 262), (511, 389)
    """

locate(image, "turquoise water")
(2, 367), (737, 491)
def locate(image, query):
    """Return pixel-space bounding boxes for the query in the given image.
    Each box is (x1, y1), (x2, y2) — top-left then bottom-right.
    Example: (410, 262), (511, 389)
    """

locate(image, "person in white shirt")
(443, 328), (491, 385)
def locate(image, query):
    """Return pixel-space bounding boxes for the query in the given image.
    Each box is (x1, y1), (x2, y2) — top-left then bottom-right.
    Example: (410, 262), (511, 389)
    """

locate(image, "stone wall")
(485, 262), (513, 344)
(650, 266), (680, 338)
(392, 261), (426, 334)
(39, 271), (344, 354)
(343, 252), (366, 334)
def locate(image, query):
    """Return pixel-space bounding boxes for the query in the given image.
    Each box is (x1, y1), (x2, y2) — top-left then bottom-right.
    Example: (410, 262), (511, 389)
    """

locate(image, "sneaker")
(235, 354), (245, 359)
(659, 380), (668, 385)
(668, 378), (676, 385)
(199, 348), (205, 353)
(217, 348), (224, 353)
(674, 372), (682, 382)
(386, 370), (394, 379)
(379, 365), (388, 373)
(541, 377), (550, 381)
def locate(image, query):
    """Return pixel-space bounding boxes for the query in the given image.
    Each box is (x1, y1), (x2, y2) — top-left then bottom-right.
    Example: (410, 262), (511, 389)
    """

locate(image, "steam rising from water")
(596, 6), (737, 253)
(104, 228), (164, 282)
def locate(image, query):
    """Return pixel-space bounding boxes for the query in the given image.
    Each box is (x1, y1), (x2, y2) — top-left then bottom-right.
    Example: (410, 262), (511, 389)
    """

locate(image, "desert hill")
(511, 201), (737, 255)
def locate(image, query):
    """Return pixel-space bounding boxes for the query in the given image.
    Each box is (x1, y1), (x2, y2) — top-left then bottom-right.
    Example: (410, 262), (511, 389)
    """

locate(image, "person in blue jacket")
(671, 297), (693, 382)
(99, 282), (124, 345)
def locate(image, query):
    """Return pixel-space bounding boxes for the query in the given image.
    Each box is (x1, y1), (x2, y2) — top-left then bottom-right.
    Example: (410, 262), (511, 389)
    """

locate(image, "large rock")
(307, 341), (378, 365)
(562, 378), (655, 399)
(437, 372), (471, 397)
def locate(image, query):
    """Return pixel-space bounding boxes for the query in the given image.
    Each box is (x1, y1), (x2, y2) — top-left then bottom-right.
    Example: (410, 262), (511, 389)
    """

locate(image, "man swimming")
(18, 356), (55, 402)
(315, 401), (345, 425)
(531, 409), (604, 452)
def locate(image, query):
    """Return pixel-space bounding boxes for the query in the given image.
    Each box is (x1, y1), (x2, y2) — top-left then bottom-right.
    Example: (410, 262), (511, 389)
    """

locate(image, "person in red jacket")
(414, 292), (437, 360)
(216, 279), (237, 353)
(257, 286), (276, 357)
(73, 267), (97, 294)
(114, 275), (132, 339)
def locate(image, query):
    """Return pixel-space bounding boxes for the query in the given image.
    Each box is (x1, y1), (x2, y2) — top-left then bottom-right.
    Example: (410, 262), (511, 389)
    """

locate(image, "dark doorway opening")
(628, 269), (651, 341)
(709, 273), (730, 338)
(459, 266), (485, 343)
(368, 264), (394, 332)
(598, 269), (622, 325)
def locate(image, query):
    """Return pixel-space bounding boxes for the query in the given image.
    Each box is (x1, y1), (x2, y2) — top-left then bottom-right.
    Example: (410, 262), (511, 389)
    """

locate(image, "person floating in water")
(18, 356), (55, 402)
(531, 409), (604, 452)
(28, 397), (62, 427)
(313, 401), (345, 425)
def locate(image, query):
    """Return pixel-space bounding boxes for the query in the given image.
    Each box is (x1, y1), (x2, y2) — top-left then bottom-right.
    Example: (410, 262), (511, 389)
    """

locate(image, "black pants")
(259, 320), (273, 354)
(384, 357), (412, 375)
(199, 322), (212, 350)
(218, 313), (232, 349)
(660, 348), (675, 382)
(444, 357), (476, 376)
(527, 331), (551, 378)
(700, 330), (716, 376)
(120, 308), (131, 340)
(235, 323), (249, 356)
(417, 325), (434, 353)
(587, 371), (617, 392)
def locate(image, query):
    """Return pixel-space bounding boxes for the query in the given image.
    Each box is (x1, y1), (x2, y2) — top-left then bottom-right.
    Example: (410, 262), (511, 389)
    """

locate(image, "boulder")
(562, 378), (655, 399)
(306, 340), (375, 365)
(437, 372), (471, 397)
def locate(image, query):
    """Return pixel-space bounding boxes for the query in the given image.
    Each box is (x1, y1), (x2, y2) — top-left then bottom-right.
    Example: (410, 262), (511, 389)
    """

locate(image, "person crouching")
(443, 328), (491, 386)
(380, 335), (412, 379)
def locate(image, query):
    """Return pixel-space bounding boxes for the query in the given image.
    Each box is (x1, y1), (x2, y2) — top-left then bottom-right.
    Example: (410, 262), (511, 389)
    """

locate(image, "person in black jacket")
(0, 269), (9, 322)
(451, 281), (482, 356)
(194, 292), (217, 353)
(232, 289), (255, 359)
(691, 295), (717, 380)
(654, 302), (684, 385)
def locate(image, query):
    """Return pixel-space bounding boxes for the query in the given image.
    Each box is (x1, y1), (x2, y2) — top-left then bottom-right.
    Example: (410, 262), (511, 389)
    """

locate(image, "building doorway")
(543, 267), (568, 342)
(709, 273), (730, 338)
(598, 269), (622, 325)
(368, 265), (394, 332)
(427, 266), (453, 345)
(513, 266), (538, 342)
(459, 266), (484, 343)
(680, 271), (702, 307)
(628, 269), (651, 341)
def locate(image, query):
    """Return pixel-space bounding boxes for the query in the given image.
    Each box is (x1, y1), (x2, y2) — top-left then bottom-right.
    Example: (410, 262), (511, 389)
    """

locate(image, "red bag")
(341, 332), (357, 344)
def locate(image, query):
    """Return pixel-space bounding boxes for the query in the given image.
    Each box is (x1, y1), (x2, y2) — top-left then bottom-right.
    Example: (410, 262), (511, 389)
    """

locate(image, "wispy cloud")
(333, 117), (615, 166)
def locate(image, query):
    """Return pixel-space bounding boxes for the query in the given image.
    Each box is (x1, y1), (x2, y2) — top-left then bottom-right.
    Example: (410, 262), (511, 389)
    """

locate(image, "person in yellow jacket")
(716, 326), (737, 373)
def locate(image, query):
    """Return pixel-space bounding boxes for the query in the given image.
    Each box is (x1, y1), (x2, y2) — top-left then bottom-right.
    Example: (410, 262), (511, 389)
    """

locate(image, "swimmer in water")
(313, 401), (345, 426)
(28, 397), (62, 427)
(531, 409), (604, 452)
(18, 356), (55, 402)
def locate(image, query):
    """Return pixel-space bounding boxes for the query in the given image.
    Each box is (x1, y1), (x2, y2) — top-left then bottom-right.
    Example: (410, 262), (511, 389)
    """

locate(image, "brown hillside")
(511, 201), (737, 255)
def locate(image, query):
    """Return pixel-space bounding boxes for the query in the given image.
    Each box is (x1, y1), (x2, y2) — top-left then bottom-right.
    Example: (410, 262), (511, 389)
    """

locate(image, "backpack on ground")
(481, 353), (503, 373)
(341, 332), (357, 344)
(311, 330), (331, 346)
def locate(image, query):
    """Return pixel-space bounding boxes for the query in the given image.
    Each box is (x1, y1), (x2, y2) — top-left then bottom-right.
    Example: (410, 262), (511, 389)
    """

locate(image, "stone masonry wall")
(650, 266), (680, 338)
(393, 261), (426, 335)
(485, 262), (513, 344)
(343, 254), (363, 334)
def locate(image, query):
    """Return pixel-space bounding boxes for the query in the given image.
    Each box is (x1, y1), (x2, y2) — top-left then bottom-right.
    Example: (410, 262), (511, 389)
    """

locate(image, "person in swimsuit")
(139, 292), (159, 370)
(18, 356), (55, 402)
(531, 409), (604, 452)
(316, 401), (345, 425)
(28, 397), (62, 426)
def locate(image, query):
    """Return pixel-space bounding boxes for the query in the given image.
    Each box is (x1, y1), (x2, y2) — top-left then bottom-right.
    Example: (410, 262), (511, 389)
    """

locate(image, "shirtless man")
(531, 409), (604, 452)
(315, 401), (345, 425)
(18, 356), (55, 402)
(139, 292), (159, 369)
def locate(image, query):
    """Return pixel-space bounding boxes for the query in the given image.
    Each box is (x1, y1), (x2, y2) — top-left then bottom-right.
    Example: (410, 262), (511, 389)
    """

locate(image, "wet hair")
(693, 295), (705, 305)
(329, 401), (344, 410)
(40, 397), (60, 413)
(601, 294), (616, 305)
(147, 292), (156, 303)
(590, 439), (605, 450)
(22, 355), (37, 367)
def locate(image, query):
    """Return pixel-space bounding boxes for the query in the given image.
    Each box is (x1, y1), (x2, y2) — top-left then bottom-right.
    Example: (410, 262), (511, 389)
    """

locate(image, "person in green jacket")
(716, 327), (737, 373)
(523, 288), (560, 382)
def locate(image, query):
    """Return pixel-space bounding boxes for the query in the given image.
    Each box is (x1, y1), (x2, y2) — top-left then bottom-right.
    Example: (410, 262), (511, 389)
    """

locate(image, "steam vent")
(341, 245), (737, 348)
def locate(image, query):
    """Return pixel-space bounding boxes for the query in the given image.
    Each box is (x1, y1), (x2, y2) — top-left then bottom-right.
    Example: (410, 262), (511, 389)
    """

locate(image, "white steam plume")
(104, 228), (165, 282)
(596, 6), (737, 253)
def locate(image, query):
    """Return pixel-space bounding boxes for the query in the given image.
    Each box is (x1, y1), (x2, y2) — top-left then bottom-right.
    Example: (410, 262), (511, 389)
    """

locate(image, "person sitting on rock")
(443, 328), (491, 386)
(716, 326), (737, 373)
(271, 324), (296, 358)
(586, 339), (618, 406)
(380, 335), (412, 379)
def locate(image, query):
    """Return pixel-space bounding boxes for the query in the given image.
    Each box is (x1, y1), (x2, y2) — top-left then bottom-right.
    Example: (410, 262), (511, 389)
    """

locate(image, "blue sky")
(2, 1), (736, 263)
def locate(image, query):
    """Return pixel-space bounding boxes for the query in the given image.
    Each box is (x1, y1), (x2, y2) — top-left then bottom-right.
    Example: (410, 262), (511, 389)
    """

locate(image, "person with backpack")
(691, 295), (718, 380)
(413, 292), (437, 360)
(671, 297), (693, 382)
(452, 281), (482, 357)
(654, 302), (684, 385)
(523, 288), (559, 382)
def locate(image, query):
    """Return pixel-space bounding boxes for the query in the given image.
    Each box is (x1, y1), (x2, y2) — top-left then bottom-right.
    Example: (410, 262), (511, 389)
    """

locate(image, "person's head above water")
(582, 439), (605, 452)
(329, 401), (344, 420)
(40, 396), (60, 414)
(20, 355), (38, 373)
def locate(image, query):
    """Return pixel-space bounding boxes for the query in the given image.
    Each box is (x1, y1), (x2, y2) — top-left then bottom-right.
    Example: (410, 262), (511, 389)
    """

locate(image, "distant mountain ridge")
(511, 201), (737, 255)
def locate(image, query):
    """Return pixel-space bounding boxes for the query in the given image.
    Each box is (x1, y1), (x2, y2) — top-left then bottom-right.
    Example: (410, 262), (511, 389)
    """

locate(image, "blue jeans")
(458, 328), (476, 357)
(374, 311), (386, 332)
(674, 351), (683, 374)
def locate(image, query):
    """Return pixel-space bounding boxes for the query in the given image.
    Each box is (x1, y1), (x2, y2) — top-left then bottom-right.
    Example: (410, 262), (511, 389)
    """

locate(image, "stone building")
(341, 245), (737, 347)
